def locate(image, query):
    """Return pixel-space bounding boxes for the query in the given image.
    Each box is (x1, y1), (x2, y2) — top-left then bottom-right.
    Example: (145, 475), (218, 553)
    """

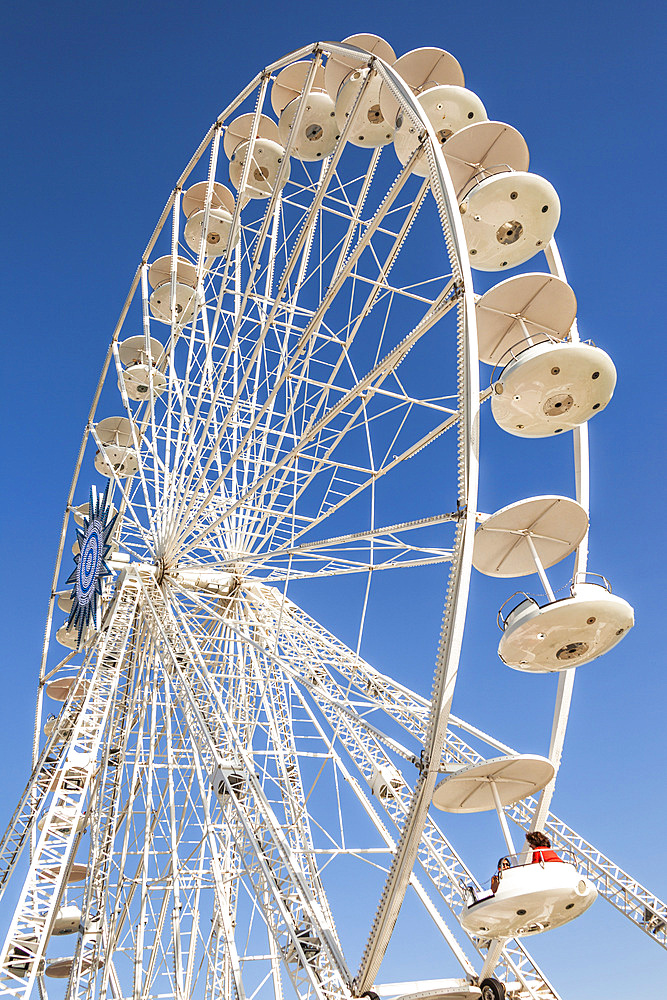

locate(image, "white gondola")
(498, 578), (634, 671)
(373, 46), (479, 178)
(334, 68), (395, 147)
(461, 171), (560, 270)
(118, 335), (166, 401)
(473, 496), (634, 669)
(378, 46), (465, 128)
(433, 755), (596, 943)
(473, 495), (589, 579)
(94, 415), (138, 478)
(147, 255), (198, 325)
(461, 857), (597, 938)
(56, 622), (88, 650)
(37, 806), (86, 835)
(325, 33), (396, 148)
(393, 85), (487, 175)
(182, 180), (238, 257)
(43, 709), (76, 742)
(52, 904), (82, 936)
(433, 755), (555, 814)
(40, 862), (87, 884)
(57, 591), (74, 613)
(370, 763), (403, 800)
(43, 714), (58, 737)
(224, 112), (290, 198)
(491, 340), (617, 436)
(273, 62), (339, 161)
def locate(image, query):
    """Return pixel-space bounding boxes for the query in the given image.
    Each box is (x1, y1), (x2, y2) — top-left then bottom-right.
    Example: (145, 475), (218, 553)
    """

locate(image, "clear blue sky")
(0, 1), (665, 996)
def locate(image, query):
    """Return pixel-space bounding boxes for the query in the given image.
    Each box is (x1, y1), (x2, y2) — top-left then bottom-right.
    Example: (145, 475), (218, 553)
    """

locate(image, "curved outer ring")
(30, 40), (585, 989)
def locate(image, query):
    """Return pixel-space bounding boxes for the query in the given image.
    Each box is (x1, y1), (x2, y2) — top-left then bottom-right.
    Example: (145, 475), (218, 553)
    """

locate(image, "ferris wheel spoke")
(88, 428), (157, 560)
(173, 274), (459, 562)
(170, 64), (336, 516)
(241, 380), (462, 565)
(241, 512), (458, 573)
(239, 275), (458, 535)
(245, 175), (434, 504)
(171, 149), (424, 556)
(162, 82), (279, 535)
(173, 200), (415, 559)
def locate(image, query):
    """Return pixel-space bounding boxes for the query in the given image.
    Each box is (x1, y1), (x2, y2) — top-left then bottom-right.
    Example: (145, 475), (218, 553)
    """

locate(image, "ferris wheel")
(0, 34), (664, 1000)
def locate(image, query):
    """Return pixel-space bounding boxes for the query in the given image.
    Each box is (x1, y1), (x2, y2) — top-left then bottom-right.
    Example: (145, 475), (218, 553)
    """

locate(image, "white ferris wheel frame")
(0, 39), (622, 1000)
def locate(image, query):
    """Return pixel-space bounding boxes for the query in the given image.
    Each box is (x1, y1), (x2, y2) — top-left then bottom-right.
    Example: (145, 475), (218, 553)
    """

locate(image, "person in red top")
(526, 830), (562, 863)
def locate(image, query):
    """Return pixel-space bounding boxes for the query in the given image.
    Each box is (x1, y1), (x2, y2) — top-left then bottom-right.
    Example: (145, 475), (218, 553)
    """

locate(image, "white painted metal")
(377, 988), (481, 1000)
(0, 37), (658, 1000)
(278, 92), (340, 161)
(324, 33), (397, 100)
(379, 47), (465, 125)
(334, 69), (395, 147)
(441, 121), (529, 201)
(393, 86), (488, 175)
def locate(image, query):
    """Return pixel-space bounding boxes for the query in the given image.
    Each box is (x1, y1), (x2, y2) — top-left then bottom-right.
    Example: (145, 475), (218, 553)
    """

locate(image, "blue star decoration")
(66, 484), (117, 647)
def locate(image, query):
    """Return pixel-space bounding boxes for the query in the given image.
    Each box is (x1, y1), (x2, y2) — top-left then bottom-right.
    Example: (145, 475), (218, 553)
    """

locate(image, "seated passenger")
(491, 855), (511, 893)
(526, 830), (562, 863)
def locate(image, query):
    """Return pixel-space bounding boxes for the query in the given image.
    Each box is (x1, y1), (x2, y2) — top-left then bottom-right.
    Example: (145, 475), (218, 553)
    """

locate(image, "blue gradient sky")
(1, 2), (665, 996)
